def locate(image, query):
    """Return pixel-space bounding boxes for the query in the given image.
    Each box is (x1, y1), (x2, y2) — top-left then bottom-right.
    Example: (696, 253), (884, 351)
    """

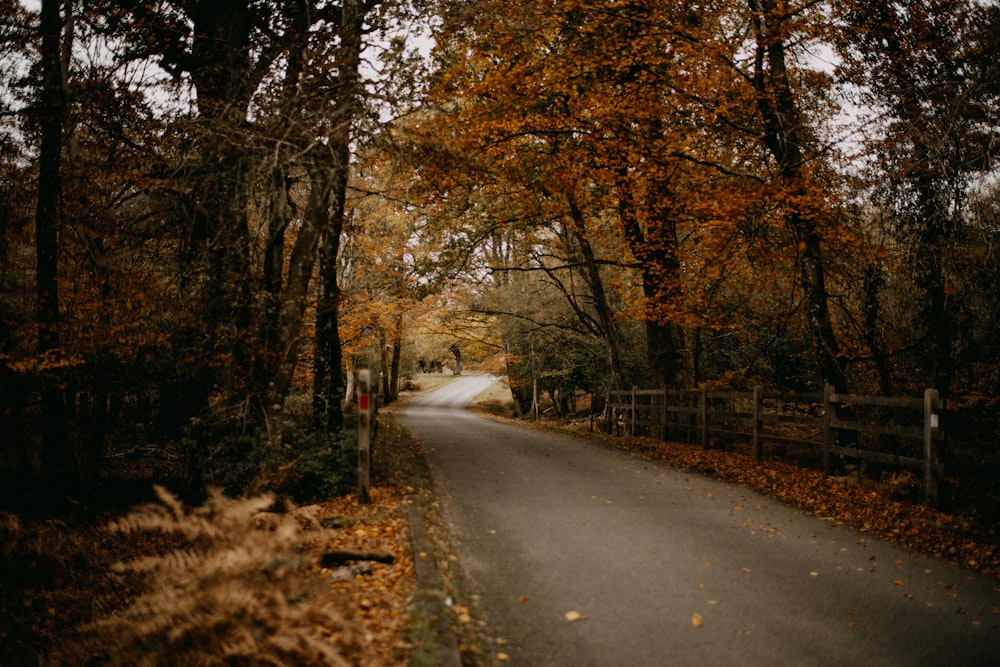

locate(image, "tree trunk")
(564, 194), (626, 391)
(186, 0), (256, 412)
(343, 357), (356, 411)
(264, 157), (332, 426)
(617, 180), (680, 389)
(388, 313), (403, 403)
(749, 0), (849, 394)
(35, 0), (72, 487)
(379, 327), (391, 396)
(314, 194), (347, 432)
(313, 0), (366, 431)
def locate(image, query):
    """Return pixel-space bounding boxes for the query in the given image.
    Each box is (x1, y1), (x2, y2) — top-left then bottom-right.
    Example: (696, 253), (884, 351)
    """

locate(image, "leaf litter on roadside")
(588, 432), (1000, 575)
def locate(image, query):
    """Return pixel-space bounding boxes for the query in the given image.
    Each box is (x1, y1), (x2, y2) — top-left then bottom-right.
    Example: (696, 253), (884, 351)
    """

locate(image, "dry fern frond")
(49, 488), (375, 667)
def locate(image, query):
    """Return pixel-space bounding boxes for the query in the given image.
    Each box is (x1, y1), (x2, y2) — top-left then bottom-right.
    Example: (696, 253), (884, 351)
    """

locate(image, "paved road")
(398, 375), (1000, 666)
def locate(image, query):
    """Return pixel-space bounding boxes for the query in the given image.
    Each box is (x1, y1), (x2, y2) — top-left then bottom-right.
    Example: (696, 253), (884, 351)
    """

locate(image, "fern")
(49, 486), (376, 666)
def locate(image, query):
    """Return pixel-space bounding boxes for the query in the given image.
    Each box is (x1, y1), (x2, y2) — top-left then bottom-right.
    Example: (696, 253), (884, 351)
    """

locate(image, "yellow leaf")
(565, 611), (589, 622)
(692, 613), (704, 628)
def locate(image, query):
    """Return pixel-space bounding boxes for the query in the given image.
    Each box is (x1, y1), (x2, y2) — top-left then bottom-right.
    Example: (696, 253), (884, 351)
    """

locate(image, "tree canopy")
(1, 0), (998, 500)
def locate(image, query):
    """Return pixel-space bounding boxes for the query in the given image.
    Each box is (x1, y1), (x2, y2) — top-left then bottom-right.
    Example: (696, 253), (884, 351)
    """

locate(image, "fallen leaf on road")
(692, 613), (703, 627)
(565, 611), (589, 622)
(518, 596), (529, 603)
(892, 579), (905, 586)
(497, 652), (510, 661)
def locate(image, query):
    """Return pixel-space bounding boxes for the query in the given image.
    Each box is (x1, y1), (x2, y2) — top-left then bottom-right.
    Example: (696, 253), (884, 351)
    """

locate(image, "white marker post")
(357, 369), (371, 505)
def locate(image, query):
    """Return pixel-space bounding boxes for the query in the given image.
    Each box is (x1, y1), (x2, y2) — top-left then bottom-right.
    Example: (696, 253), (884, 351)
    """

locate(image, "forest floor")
(0, 453), (426, 667)
(2, 373), (997, 667)
(0, 377), (453, 667)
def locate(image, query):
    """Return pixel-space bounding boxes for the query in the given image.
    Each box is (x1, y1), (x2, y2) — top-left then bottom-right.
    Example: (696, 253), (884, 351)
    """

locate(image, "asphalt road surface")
(398, 375), (1000, 666)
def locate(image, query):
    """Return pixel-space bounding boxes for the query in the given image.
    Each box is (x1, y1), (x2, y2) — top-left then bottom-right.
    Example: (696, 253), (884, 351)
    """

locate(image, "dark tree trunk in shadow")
(35, 0), (72, 489)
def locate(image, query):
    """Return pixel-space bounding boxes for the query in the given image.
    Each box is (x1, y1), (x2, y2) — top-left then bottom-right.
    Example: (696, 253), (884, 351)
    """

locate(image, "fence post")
(602, 391), (611, 433)
(630, 385), (638, 435)
(752, 385), (763, 461)
(357, 369), (372, 505)
(924, 388), (940, 507)
(660, 388), (669, 441)
(532, 377), (539, 421)
(700, 387), (708, 448)
(822, 383), (833, 474)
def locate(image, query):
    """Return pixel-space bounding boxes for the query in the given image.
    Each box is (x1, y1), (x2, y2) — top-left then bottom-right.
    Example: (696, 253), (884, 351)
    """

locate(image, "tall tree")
(88, 0), (394, 432)
(835, 0), (1000, 396)
(745, 0), (849, 392)
(34, 0), (72, 484)
(313, 0), (370, 431)
(424, 0), (865, 395)
(426, 1), (687, 387)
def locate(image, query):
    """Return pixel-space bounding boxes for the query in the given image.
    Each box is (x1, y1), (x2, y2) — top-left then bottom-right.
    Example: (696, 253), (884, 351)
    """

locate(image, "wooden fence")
(606, 385), (945, 506)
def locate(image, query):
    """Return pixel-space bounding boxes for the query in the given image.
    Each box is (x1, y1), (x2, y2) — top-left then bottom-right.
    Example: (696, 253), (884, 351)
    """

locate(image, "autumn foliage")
(394, 0), (1000, 509)
(49, 487), (376, 666)
(1, 464), (420, 665)
(0, 1), (439, 501)
(1, 0), (999, 661)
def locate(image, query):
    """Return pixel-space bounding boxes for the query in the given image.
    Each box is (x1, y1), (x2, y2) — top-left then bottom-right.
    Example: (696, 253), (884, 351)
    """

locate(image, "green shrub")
(268, 424), (357, 503)
(181, 416), (358, 504)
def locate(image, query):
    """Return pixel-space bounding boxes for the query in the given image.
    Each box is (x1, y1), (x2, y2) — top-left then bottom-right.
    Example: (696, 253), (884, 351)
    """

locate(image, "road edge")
(407, 495), (463, 667)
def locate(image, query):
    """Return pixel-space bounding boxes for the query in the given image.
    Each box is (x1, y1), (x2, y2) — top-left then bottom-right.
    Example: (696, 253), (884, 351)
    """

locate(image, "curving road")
(398, 375), (1000, 666)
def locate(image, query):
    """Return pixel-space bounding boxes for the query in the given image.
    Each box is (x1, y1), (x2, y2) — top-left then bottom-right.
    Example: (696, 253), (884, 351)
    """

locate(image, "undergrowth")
(48, 486), (376, 667)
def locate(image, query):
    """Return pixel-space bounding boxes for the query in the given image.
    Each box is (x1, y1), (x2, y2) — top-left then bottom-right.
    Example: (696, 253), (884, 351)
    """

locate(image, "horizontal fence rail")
(606, 385), (944, 506)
